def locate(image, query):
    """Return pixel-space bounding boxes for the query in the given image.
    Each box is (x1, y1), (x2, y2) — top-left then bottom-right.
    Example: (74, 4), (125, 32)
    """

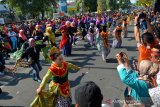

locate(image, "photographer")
(116, 52), (158, 107)
(134, 13), (155, 64)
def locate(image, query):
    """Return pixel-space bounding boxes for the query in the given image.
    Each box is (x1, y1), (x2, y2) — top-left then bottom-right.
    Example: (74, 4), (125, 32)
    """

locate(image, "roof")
(0, 4), (9, 13)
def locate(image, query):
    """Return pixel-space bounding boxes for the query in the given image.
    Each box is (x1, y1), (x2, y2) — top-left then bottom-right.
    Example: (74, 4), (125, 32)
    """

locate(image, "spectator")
(0, 43), (14, 75)
(116, 52), (158, 107)
(8, 27), (17, 51)
(74, 81), (104, 107)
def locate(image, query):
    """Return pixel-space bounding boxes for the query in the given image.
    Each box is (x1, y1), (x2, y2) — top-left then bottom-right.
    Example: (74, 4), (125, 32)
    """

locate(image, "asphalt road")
(0, 25), (138, 107)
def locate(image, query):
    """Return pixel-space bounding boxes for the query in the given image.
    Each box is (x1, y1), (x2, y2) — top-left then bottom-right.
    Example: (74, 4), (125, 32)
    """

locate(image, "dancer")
(60, 21), (72, 56)
(122, 17), (128, 38)
(112, 22), (122, 48)
(44, 26), (56, 46)
(100, 26), (110, 61)
(87, 23), (96, 47)
(31, 46), (80, 107)
(95, 24), (102, 51)
(17, 38), (46, 82)
(70, 22), (78, 46)
(32, 25), (44, 40)
(18, 29), (27, 48)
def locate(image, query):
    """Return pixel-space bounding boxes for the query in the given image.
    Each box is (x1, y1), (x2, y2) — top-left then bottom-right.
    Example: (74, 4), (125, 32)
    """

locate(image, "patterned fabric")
(30, 90), (58, 107)
(149, 87), (160, 106)
(10, 43), (25, 60)
(49, 62), (70, 97)
(41, 45), (52, 63)
(112, 39), (122, 48)
(56, 94), (72, 107)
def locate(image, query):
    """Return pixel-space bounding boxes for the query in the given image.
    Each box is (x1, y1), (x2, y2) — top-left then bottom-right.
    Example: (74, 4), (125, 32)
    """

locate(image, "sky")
(130, 0), (136, 3)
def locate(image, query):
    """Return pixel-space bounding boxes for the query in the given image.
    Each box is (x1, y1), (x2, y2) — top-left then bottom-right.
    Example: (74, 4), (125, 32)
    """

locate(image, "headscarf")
(65, 21), (71, 27)
(45, 27), (56, 44)
(28, 38), (35, 46)
(35, 25), (41, 31)
(19, 29), (27, 41)
(71, 22), (75, 27)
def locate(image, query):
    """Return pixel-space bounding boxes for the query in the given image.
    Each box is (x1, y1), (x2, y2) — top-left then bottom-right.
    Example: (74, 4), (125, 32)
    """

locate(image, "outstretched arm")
(67, 63), (80, 71)
(39, 70), (53, 89)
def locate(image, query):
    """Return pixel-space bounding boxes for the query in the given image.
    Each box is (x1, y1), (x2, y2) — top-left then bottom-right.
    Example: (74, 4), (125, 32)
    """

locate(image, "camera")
(139, 12), (146, 19)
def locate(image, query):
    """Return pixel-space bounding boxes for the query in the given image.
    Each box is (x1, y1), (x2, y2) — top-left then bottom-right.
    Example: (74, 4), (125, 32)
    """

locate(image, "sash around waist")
(52, 73), (68, 84)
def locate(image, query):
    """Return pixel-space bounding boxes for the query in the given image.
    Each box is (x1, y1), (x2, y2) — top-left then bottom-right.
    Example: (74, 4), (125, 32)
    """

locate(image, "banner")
(59, 0), (67, 12)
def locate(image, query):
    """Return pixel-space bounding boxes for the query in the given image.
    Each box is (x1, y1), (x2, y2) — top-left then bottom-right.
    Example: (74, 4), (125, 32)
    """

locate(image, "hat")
(75, 81), (103, 107)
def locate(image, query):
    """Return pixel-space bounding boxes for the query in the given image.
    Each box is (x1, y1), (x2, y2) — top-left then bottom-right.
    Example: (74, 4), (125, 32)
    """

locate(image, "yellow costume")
(31, 46), (79, 107)
(45, 27), (56, 45)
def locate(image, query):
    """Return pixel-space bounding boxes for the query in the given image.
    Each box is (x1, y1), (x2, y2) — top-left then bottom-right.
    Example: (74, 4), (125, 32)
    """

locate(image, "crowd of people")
(0, 9), (160, 107)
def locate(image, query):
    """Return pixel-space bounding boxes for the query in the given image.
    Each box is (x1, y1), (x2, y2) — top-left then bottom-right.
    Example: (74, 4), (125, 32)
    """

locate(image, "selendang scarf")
(10, 41), (52, 63)
(10, 43), (25, 60)
(36, 40), (52, 63)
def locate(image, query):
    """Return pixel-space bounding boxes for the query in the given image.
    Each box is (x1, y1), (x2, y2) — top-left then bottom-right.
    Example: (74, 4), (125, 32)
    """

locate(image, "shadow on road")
(0, 91), (13, 100)
(68, 52), (97, 68)
(128, 30), (134, 33)
(121, 46), (137, 52)
(70, 73), (85, 88)
(106, 58), (118, 63)
(3, 72), (31, 86)
(125, 37), (135, 41)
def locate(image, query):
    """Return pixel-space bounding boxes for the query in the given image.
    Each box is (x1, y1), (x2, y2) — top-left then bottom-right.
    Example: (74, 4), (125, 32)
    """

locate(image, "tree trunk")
(41, 11), (45, 20)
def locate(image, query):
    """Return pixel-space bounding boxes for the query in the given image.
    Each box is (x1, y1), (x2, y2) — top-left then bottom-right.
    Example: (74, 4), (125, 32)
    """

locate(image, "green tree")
(108, 0), (117, 10)
(97, 0), (107, 11)
(97, 0), (103, 13)
(102, 0), (107, 11)
(6, 0), (53, 19)
(76, 0), (97, 12)
(119, 0), (132, 9)
(84, 0), (97, 12)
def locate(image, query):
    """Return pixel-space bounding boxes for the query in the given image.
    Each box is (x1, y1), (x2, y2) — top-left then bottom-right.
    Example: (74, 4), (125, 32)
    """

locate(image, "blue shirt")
(140, 20), (147, 32)
(117, 64), (153, 106)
